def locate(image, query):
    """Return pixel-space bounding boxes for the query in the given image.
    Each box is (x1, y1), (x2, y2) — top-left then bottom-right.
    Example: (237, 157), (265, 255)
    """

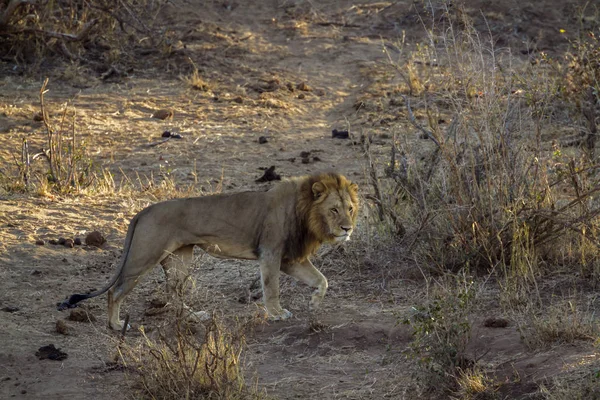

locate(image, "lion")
(58, 172), (359, 330)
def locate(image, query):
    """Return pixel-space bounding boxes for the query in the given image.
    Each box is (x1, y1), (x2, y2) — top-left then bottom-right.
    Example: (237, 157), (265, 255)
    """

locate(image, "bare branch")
(401, 95), (440, 147)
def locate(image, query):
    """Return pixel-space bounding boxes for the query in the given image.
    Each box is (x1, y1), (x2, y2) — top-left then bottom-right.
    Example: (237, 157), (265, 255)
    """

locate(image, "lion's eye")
(331, 208), (339, 215)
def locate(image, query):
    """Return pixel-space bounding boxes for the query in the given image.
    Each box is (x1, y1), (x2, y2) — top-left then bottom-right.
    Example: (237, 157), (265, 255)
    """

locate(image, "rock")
(152, 109), (174, 120)
(296, 82), (312, 91)
(85, 231), (106, 247)
(258, 136), (268, 144)
(298, 93), (305, 99)
(234, 96), (243, 104)
(58, 237), (66, 245)
(68, 308), (96, 323)
(55, 320), (69, 335)
(48, 239), (58, 245)
(35, 240), (45, 246)
(301, 157), (310, 164)
(63, 239), (74, 248)
(1, 306), (19, 313)
(299, 151), (311, 158)
(35, 344), (67, 361)
(74, 238), (82, 246)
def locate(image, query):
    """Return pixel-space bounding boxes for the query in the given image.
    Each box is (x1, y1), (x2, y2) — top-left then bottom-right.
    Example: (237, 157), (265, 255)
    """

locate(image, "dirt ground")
(0, 0), (598, 399)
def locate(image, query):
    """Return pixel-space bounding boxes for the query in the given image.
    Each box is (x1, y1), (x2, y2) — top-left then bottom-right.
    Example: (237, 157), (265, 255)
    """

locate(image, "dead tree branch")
(401, 95), (440, 147)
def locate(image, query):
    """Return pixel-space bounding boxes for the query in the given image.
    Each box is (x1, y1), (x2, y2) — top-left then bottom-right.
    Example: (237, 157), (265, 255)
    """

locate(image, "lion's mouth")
(333, 234), (351, 242)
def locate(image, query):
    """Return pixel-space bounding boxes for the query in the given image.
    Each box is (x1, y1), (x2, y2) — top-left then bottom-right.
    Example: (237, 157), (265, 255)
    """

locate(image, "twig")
(19, 19), (98, 42)
(147, 137), (171, 147)
(39, 78), (57, 183)
(401, 95), (440, 147)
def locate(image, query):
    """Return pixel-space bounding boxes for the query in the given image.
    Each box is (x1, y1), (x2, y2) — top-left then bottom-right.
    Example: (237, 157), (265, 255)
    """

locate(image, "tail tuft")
(56, 293), (90, 311)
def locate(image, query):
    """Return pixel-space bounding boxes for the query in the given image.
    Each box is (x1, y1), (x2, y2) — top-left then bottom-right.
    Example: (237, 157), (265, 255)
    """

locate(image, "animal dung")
(332, 129), (349, 139)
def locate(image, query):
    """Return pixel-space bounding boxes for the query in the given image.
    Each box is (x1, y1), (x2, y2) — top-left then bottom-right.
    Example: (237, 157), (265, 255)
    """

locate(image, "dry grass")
(119, 314), (267, 400)
(452, 367), (499, 400)
(361, 2), (600, 395)
(516, 300), (599, 350)
(0, 0), (168, 71)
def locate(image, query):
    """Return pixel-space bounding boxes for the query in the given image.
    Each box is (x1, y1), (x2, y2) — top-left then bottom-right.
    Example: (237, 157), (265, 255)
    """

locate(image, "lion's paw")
(268, 309), (293, 321)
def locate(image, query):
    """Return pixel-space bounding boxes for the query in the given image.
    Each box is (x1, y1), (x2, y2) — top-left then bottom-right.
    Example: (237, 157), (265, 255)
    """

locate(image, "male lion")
(58, 172), (359, 330)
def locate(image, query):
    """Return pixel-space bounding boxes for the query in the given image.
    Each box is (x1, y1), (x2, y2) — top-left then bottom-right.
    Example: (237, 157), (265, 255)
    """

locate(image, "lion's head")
(301, 173), (359, 243)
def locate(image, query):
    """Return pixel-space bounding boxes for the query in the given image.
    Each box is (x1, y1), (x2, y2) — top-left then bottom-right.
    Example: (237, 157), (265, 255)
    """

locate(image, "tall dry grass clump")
(120, 314), (266, 400)
(374, 6), (600, 285)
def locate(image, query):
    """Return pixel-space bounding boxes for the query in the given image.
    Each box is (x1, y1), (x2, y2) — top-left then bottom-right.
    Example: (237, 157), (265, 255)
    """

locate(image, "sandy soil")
(0, 0), (598, 399)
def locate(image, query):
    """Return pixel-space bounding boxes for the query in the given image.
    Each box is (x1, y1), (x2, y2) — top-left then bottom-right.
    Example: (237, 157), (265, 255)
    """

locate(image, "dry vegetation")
(2, 1), (600, 399)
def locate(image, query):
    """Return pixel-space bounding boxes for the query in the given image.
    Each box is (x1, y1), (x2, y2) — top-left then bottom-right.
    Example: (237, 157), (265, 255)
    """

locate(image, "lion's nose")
(341, 225), (352, 233)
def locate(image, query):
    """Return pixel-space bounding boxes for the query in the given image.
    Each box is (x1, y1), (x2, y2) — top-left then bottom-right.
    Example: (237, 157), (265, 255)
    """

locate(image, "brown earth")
(0, 0), (598, 399)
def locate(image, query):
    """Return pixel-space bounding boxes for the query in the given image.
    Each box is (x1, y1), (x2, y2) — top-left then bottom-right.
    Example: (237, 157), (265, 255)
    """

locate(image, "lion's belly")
(196, 241), (258, 260)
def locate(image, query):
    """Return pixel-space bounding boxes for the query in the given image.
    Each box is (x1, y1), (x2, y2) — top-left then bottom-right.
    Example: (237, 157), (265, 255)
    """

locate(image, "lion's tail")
(57, 212), (140, 311)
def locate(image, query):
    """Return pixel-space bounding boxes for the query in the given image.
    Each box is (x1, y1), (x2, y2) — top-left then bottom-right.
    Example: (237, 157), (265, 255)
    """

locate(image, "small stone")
(68, 308), (96, 323)
(300, 151), (311, 158)
(49, 239), (58, 245)
(258, 136), (268, 144)
(55, 319), (69, 335)
(296, 82), (312, 91)
(58, 237), (66, 245)
(313, 156), (321, 162)
(74, 238), (82, 246)
(1, 306), (19, 313)
(63, 239), (74, 248)
(298, 93), (305, 99)
(151, 109), (174, 120)
(234, 96), (243, 104)
(286, 82), (294, 92)
(314, 88), (325, 96)
(301, 158), (310, 164)
(85, 231), (106, 247)
(35, 240), (45, 246)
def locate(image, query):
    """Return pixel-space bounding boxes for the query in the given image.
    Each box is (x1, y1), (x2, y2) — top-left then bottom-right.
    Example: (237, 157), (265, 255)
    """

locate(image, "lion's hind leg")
(281, 258), (328, 311)
(107, 244), (173, 331)
(161, 245), (194, 296)
(160, 245), (210, 323)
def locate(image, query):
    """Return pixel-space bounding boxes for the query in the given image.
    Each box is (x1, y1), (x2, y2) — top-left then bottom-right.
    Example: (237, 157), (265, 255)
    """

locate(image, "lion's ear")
(312, 182), (327, 199)
(349, 183), (358, 193)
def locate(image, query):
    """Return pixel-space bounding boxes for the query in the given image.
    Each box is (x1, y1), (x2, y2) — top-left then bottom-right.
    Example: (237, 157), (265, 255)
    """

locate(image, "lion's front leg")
(259, 253), (292, 320)
(281, 258), (328, 311)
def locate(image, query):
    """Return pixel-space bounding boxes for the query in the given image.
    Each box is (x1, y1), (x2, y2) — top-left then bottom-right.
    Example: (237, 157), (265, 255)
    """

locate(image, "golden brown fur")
(58, 172), (359, 330)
